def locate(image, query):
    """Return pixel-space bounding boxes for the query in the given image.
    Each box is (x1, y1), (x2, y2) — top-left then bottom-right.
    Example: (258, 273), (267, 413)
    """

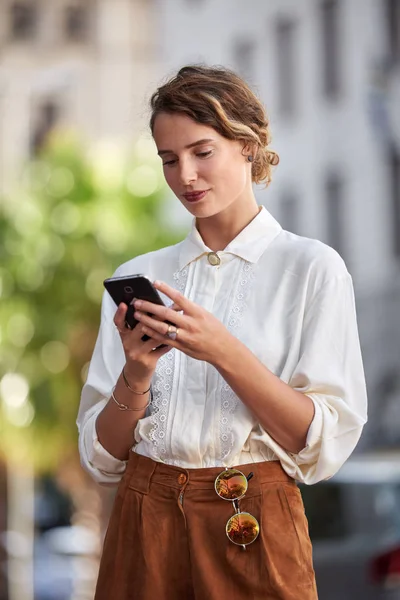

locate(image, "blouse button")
(178, 473), (187, 485)
(207, 252), (221, 266)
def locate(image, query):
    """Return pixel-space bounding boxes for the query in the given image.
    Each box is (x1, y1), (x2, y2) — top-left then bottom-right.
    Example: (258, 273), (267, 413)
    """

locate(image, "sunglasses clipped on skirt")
(214, 467), (260, 550)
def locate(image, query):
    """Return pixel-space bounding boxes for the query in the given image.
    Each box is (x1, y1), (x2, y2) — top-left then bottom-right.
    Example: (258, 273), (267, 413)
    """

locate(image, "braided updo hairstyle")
(150, 65), (279, 186)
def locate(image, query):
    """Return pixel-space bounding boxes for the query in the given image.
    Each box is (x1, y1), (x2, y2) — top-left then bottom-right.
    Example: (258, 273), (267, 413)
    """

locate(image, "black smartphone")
(103, 274), (167, 337)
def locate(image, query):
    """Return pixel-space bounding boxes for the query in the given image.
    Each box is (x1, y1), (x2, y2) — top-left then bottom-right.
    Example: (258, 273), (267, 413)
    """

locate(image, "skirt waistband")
(124, 451), (294, 496)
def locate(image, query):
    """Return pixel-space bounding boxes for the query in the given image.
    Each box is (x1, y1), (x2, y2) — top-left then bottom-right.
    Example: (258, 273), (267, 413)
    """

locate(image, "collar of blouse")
(178, 206), (282, 270)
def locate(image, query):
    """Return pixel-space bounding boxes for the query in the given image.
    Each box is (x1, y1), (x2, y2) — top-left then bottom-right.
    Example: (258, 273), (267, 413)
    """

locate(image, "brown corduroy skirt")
(95, 451), (318, 600)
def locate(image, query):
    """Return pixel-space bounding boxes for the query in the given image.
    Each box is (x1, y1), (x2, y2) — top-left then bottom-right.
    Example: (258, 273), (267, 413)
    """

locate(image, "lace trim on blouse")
(148, 268), (188, 461)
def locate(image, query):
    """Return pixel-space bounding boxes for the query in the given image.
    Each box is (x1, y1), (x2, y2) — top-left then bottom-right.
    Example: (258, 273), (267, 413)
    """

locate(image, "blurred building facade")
(156, 0), (400, 450)
(0, 0), (158, 192)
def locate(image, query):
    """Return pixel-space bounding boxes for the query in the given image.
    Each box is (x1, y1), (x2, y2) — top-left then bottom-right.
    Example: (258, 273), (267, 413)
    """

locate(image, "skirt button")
(178, 473), (187, 485)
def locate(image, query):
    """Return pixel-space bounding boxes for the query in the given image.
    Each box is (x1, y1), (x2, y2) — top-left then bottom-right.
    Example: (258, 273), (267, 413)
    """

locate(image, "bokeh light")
(0, 372), (29, 408)
(40, 341), (70, 373)
(132, 137), (159, 162)
(4, 399), (35, 428)
(16, 261), (45, 291)
(46, 167), (75, 197)
(7, 314), (35, 348)
(126, 165), (159, 197)
(94, 208), (130, 254)
(35, 234), (65, 266)
(50, 201), (81, 235)
(85, 268), (111, 303)
(13, 198), (43, 236)
(88, 141), (126, 192)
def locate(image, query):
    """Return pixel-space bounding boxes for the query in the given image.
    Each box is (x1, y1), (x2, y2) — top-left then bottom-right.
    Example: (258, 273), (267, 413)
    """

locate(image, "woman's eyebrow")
(157, 138), (215, 156)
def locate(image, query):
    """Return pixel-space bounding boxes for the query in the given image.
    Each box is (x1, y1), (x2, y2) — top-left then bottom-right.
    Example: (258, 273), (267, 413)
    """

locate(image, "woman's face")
(152, 112), (252, 219)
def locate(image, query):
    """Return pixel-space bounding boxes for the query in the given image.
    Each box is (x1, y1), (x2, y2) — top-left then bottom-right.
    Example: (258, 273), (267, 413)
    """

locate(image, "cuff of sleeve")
(288, 394), (323, 464)
(80, 408), (128, 484)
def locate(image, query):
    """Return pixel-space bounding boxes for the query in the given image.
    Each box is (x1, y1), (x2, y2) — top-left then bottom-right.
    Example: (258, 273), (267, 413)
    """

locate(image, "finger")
(135, 312), (187, 336)
(114, 304), (143, 340)
(153, 281), (196, 315)
(169, 302), (182, 312)
(150, 343), (173, 358)
(133, 301), (186, 328)
(140, 330), (170, 352)
(135, 311), (173, 336)
(141, 325), (183, 349)
(114, 303), (129, 330)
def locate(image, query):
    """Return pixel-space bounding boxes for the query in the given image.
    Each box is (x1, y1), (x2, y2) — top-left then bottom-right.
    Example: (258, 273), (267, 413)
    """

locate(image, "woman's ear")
(242, 142), (258, 161)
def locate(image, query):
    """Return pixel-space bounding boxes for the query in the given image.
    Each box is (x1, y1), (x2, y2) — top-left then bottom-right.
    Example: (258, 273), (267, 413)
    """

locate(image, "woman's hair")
(150, 65), (279, 186)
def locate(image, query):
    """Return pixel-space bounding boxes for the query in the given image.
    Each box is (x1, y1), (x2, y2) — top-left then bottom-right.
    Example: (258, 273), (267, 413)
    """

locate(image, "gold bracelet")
(111, 386), (151, 412)
(122, 367), (151, 395)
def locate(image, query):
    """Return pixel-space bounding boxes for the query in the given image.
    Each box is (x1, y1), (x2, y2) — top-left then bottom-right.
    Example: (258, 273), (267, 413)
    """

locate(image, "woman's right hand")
(114, 302), (172, 388)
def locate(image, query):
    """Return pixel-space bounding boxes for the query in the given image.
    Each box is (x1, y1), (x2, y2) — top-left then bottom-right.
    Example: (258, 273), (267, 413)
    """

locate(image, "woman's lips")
(183, 190), (209, 203)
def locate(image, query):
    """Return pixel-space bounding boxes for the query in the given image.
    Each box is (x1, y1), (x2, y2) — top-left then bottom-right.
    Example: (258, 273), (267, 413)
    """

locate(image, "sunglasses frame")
(214, 468), (260, 550)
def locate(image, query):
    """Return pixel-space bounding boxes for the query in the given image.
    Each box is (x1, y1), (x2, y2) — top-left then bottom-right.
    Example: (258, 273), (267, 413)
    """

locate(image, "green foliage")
(0, 131), (183, 471)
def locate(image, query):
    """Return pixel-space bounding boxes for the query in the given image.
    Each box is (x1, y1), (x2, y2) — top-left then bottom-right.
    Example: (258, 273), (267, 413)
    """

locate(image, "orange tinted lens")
(226, 512), (260, 546)
(215, 469), (248, 500)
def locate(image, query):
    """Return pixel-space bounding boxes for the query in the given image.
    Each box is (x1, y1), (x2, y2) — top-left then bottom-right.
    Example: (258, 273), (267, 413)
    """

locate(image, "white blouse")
(77, 206), (368, 486)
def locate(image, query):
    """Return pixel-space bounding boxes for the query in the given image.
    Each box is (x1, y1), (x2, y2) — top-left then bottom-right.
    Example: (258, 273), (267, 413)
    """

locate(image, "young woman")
(77, 65), (367, 599)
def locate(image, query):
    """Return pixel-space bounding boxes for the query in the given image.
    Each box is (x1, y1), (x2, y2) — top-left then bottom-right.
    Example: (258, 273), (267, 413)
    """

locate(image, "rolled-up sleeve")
(77, 292), (128, 486)
(280, 273), (368, 484)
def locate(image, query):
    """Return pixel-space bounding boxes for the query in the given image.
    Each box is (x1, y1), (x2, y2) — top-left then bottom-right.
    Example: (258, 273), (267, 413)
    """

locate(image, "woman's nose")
(178, 159), (197, 186)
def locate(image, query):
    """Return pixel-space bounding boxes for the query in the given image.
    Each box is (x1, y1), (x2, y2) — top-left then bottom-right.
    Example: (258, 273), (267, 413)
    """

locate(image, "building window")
(280, 192), (299, 234)
(386, 0), (400, 63)
(64, 5), (89, 42)
(320, 0), (340, 98)
(10, 2), (37, 41)
(232, 39), (255, 82)
(325, 172), (344, 256)
(275, 18), (297, 115)
(389, 146), (400, 257)
(30, 101), (60, 156)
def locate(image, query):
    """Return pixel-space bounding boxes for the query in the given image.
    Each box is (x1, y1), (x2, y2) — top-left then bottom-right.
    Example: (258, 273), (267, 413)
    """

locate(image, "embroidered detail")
(148, 267), (188, 460)
(148, 350), (175, 460)
(219, 260), (257, 462)
(173, 268), (189, 294)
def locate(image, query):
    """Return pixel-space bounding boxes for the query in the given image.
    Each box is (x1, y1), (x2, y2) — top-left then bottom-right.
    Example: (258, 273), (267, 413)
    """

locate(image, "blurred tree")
(0, 129), (182, 472)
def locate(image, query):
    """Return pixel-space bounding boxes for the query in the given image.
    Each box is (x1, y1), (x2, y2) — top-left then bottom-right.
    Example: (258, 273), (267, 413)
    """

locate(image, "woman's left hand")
(132, 280), (232, 364)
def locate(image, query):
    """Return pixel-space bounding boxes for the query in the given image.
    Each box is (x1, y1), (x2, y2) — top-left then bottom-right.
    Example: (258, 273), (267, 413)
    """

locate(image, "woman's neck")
(196, 201), (261, 252)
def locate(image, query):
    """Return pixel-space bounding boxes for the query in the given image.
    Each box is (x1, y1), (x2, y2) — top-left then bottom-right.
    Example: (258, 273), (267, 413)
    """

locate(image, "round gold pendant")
(207, 252), (221, 266)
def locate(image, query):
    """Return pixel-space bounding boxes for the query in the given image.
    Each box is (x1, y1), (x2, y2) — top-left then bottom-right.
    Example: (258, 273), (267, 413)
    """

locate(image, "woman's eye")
(163, 159), (177, 166)
(197, 151), (212, 158)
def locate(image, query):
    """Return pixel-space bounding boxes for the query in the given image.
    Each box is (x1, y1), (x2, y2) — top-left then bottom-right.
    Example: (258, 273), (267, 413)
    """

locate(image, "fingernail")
(154, 280), (161, 286)
(134, 300), (142, 308)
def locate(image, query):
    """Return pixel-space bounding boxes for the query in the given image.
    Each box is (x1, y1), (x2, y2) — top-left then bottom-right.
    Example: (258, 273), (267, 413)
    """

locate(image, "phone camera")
(124, 286), (134, 294)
